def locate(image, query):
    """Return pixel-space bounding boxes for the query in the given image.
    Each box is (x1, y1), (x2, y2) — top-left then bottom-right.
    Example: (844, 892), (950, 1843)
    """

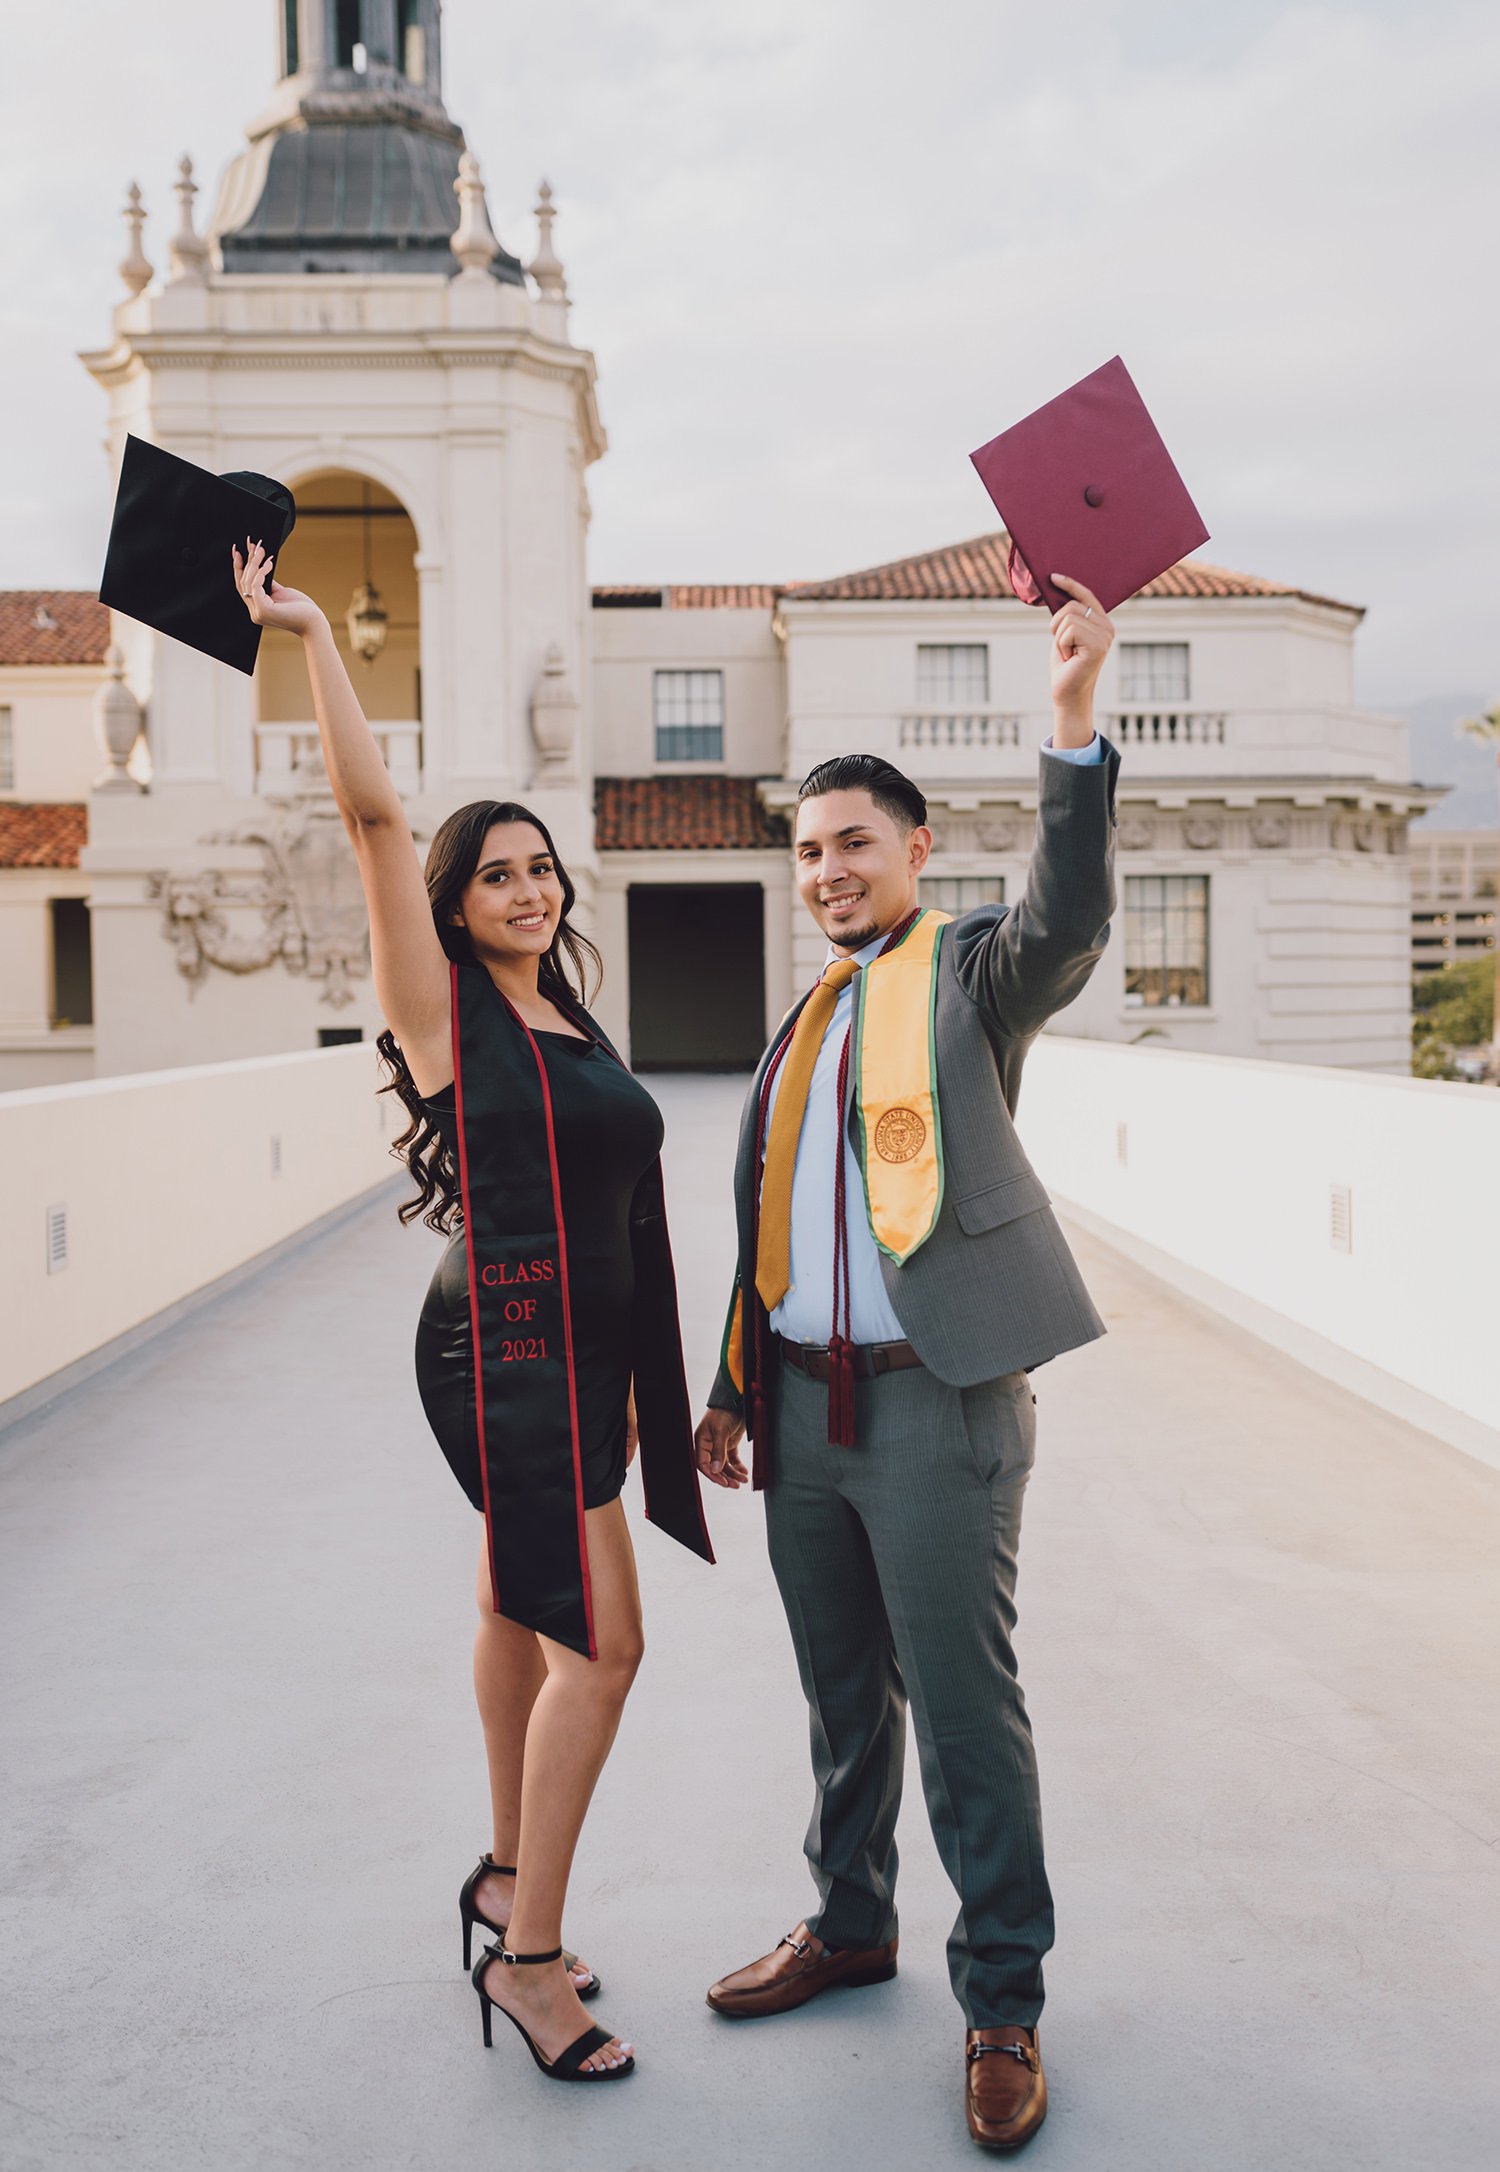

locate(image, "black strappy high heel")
(459, 1856), (600, 1997)
(471, 1941), (635, 2081)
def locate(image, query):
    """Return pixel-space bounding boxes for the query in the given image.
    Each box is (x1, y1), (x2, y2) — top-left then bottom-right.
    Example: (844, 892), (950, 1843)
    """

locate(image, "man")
(694, 573), (1119, 2153)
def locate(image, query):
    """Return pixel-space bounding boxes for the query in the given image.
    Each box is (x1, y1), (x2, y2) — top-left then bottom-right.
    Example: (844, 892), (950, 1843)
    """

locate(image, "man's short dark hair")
(796, 754), (928, 833)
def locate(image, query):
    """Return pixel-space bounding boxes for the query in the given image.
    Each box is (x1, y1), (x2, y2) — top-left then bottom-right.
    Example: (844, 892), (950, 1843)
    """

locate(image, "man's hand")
(1048, 574), (1114, 739)
(694, 1406), (749, 1489)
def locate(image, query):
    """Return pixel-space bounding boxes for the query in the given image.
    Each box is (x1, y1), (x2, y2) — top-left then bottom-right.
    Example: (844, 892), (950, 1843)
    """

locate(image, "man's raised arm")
(954, 574), (1120, 1043)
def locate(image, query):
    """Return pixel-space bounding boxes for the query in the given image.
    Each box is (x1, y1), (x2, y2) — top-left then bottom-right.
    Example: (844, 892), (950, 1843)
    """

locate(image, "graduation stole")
(722, 905), (951, 1459)
(449, 963), (713, 1660)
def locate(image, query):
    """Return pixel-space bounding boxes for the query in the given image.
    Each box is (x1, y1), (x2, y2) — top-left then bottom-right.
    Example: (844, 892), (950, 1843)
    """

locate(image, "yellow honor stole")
(851, 904), (951, 1264)
(724, 906), (952, 1406)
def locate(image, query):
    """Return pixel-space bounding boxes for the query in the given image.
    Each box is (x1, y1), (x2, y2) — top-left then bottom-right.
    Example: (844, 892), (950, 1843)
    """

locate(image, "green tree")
(1457, 701), (1500, 1064)
(1412, 953), (1495, 1078)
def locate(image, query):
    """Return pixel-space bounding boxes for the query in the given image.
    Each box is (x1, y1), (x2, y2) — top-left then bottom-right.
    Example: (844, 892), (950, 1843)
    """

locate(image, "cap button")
(1083, 485), (1105, 508)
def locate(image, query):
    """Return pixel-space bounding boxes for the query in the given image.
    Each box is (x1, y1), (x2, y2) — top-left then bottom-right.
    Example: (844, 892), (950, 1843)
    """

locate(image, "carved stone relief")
(149, 798), (373, 1008)
(1117, 817), (1156, 851)
(975, 820), (1018, 852)
(1250, 814), (1291, 849)
(1183, 816), (1222, 850)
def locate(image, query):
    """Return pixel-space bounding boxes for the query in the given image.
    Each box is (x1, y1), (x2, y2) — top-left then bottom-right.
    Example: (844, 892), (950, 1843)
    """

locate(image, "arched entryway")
(253, 469), (422, 792)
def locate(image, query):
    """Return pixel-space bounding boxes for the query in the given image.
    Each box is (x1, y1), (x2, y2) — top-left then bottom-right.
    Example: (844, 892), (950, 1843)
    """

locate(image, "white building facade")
(0, 0), (1442, 1088)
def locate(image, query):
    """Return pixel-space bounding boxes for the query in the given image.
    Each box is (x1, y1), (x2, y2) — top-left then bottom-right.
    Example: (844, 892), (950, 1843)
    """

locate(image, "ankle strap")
(495, 1943), (563, 1967)
(481, 1857), (518, 1877)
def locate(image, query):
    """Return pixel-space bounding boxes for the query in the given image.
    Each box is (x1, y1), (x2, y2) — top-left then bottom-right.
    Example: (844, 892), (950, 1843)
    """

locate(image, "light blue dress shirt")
(768, 732), (1103, 1347)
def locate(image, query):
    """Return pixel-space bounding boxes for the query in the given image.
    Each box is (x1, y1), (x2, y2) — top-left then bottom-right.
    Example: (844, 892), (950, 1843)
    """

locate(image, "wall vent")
(1116, 1121), (1129, 1168)
(46, 1202), (68, 1274)
(270, 1134), (282, 1179)
(1329, 1183), (1353, 1254)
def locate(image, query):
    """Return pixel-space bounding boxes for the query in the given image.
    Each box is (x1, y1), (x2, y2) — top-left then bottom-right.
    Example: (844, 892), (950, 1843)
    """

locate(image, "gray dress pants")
(764, 1354), (1054, 2027)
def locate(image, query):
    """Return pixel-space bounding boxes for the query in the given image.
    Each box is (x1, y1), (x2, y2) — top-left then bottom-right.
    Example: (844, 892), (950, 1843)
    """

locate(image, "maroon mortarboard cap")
(99, 435), (298, 676)
(970, 356), (1208, 616)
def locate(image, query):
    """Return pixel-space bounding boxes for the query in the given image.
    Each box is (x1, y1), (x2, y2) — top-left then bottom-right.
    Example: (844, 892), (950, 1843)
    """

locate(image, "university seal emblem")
(874, 1106), (925, 1164)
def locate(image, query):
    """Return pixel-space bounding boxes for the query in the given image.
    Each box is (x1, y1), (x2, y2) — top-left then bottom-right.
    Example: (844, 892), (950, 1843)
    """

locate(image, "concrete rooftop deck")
(3, 1074), (1498, 2172)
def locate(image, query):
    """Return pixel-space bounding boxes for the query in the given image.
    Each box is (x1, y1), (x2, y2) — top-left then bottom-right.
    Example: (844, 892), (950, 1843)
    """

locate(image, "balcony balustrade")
(255, 720), (422, 796)
(1106, 708), (1228, 746)
(835, 703), (1412, 780)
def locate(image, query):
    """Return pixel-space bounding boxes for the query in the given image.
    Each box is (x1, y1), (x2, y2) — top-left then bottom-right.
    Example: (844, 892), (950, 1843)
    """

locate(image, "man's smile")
(821, 889), (867, 922)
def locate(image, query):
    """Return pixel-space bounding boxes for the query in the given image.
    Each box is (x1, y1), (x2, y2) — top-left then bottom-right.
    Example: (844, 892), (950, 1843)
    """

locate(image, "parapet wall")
(1, 1044), (399, 1411)
(1021, 1034), (1499, 1460)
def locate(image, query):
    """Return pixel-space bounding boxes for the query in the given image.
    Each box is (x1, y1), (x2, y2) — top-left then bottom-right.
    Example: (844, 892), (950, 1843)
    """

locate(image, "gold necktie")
(755, 955), (861, 1312)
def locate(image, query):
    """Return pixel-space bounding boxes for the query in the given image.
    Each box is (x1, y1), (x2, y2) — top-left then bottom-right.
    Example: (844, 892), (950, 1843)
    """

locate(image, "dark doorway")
(49, 898), (93, 1027)
(318, 1027), (364, 1047)
(628, 884), (764, 1070)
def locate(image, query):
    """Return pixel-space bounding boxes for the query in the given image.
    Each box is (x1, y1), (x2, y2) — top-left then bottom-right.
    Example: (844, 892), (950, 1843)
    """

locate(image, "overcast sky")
(2, 0), (1496, 713)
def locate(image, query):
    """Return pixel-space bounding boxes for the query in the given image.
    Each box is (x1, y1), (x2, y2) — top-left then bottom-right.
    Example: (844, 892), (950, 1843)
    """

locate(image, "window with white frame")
(0, 706), (13, 790)
(654, 670), (724, 762)
(919, 875), (1005, 914)
(916, 644), (989, 705)
(1124, 874), (1209, 1007)
(1118, 643), (1190, 703)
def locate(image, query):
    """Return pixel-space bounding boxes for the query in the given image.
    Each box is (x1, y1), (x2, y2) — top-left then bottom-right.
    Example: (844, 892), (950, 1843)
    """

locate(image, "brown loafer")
(965, 2026), (1047, 2151)
(706, 1923), (898, 2018)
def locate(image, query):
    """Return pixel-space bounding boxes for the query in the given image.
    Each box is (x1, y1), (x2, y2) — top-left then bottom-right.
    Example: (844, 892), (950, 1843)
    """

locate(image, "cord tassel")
(827, 1333), (857, 1449)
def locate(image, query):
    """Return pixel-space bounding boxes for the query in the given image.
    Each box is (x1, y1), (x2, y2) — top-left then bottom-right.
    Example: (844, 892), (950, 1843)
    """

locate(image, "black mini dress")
(415, 1029), (666, 1513)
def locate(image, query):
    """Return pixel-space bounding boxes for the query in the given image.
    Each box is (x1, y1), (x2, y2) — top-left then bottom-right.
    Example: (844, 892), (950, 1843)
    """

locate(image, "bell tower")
(216, 1), (523, 282)
(78, 0), (605, 1075)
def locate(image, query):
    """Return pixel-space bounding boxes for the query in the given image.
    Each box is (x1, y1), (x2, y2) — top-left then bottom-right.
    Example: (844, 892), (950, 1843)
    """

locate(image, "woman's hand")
(625, 1383), (639, 1467)
(231, 539), (326, 640)
(1048, 573), (1114, 729)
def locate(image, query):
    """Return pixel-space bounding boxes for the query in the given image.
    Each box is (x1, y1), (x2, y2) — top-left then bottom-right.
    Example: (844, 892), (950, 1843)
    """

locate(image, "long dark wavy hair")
(376, 800), (603, 1235)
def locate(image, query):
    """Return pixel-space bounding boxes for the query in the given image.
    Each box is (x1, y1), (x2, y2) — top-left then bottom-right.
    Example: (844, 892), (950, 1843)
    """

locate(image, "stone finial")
(530, 643), (578, 779)
(119, 182), (153, 296)
(528, 180), (567, 300)
(93, 644), (145, 793)
(167, 155), (209, 283)
(450, 151), (499, 279)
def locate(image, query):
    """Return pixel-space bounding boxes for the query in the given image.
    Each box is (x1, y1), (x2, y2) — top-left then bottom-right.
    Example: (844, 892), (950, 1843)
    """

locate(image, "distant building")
(0, 1), (1443, 1089)
(1409, 828), (1500, 977)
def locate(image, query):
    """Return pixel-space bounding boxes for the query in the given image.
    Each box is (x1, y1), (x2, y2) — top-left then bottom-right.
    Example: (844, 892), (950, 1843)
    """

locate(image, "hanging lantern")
(345, 481), (388, 664)
(346, 580), (388, 663)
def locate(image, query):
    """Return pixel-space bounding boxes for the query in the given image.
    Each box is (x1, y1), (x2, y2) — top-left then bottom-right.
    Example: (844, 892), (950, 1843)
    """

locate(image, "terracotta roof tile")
(592, 584), (779, 610)
(595, 776), (788, 851)
(591, 541), (1360, 617)
(666, 584), (779, 610)
(782, 532), (1363, 614)
(0, 802), (87, 868)
(0, 592), (110, 666)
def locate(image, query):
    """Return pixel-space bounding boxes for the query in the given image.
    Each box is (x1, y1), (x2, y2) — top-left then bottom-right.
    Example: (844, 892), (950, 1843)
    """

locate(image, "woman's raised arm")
(232, 541), (451, 1087)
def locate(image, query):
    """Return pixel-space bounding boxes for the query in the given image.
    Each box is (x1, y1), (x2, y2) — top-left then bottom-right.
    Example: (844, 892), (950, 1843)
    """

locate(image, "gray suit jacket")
(709, 738), (1120, 1437)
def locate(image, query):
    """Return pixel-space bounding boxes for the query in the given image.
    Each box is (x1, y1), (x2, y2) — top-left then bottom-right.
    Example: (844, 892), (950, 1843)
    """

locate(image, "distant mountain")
(1395, 692), (1499, 831)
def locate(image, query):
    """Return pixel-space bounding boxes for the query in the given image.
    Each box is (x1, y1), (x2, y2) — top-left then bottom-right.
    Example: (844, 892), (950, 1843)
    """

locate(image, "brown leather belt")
(779, 1336), (924, 1383)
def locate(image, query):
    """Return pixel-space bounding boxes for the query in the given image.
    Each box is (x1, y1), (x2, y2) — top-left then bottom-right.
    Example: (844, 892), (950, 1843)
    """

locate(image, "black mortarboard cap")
(99, 435), (298, 675)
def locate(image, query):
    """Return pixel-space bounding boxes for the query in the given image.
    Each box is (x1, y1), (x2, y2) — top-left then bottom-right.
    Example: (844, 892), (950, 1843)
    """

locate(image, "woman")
(232, 539), (713, 2085)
